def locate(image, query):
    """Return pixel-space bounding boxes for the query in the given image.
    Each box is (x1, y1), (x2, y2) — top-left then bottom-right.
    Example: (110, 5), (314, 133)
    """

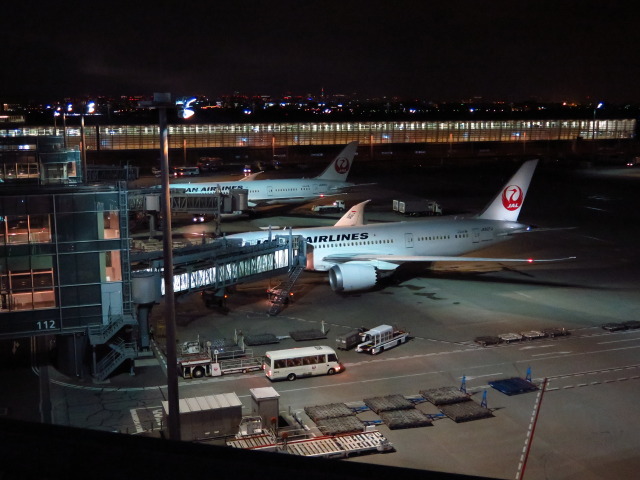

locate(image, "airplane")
(169, 141), (359, 208)
(226, 159), (575, 292)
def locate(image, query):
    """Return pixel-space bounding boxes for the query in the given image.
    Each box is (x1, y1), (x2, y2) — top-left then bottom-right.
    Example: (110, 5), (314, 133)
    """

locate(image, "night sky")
(2, 0), (639, 103)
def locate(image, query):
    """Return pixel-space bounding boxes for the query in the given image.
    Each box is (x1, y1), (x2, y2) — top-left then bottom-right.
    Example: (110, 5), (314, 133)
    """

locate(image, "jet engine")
(328, 264), (379, 292)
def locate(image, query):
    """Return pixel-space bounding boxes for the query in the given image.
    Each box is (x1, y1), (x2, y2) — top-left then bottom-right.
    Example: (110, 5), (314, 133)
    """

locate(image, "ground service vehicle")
(311, 200), (346, 213)
(173, 166), (200, 176)
(197, 157), (222, 172)
(355, 324), (409, 355)
(179, 354), (263, 378)
(601, 322), (627, 332)
(392, 199), (442, 216)
(498, 332), (523, 343)
(263, 345), (344, 381)
(521, 330), (546, 340)
(336, 327), (367, 350)
(177, 339), (262, 378)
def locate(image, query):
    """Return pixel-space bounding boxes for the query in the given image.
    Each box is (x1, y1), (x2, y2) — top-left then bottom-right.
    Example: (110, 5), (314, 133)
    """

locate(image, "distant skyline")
(2, 1), (639, 104)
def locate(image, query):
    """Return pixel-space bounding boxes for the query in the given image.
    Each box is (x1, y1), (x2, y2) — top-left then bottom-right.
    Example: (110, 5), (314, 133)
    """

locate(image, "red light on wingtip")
(528, 258), (534, 263)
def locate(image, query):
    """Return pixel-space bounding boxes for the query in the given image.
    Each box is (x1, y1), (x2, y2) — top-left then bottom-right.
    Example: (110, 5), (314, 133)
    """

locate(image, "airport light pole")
(592, 102), (603, 141)
(80, 113), (87, 179)
(53, 107), (61, 133)
(62, 111), (67, 149)
(592, 102), (603, 160)
(139, 93), (180, 441)
(79, 102), (96, 181)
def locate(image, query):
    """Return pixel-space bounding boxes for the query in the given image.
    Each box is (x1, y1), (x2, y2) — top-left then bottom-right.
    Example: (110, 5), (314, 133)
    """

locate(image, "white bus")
(263, 345), (344, 381)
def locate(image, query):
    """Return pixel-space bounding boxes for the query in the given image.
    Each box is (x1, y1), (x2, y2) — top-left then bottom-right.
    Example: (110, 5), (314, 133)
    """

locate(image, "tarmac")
(3, 163), (640, 479)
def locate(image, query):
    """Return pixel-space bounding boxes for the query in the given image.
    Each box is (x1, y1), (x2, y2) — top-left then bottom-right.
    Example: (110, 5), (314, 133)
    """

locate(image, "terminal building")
(0, 135), (303, 380)
(0, 136), (134, 376)
(2, 117), (637, 166)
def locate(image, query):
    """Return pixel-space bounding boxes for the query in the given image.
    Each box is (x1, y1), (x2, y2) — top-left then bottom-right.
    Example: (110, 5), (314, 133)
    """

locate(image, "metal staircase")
(87, 314), (137, 345)
(267, 265), (305, 316)
(86, 183), (139, 383)
(88, 314), (138, 382)
(94, 337), (138, 382)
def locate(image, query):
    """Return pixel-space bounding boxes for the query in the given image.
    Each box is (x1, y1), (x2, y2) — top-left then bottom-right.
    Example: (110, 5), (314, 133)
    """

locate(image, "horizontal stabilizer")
(344, 182), (378, 189)
(323, 253), (576, 265)
(239, 171), (263, 181)
(505, 226), (578, 235)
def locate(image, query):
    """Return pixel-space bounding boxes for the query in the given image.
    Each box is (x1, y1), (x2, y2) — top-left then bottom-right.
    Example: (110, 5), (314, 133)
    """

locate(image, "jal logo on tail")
(502, 185), (524, 211)
(334, 157), (350, 174)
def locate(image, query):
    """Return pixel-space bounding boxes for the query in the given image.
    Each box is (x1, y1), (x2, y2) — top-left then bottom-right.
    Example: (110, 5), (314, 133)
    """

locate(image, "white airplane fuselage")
(170, 141), (359, 208)
(226, 160), (570, 293)
(235, 217), (527, 271)
(171, 178), (353, 206)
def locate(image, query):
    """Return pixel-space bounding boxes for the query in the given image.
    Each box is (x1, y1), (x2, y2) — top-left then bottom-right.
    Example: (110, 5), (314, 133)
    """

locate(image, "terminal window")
(0, 214), (52, 245)
(1, 269), (55, 312)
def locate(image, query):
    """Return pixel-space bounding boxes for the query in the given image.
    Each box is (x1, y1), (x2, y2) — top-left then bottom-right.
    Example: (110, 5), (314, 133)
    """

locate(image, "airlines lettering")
(306, 232), (369, 243)
(181, 185), (246, 194)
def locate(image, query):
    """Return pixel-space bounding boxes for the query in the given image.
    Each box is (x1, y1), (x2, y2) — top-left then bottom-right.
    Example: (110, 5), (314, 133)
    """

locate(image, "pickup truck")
(311, 200), (345, 213)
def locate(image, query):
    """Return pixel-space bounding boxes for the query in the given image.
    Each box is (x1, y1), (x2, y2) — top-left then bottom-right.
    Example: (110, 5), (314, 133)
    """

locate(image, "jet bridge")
(90, 232), (306, 380)
(130, 233), (307, 298)
(128, 187), (248, 219)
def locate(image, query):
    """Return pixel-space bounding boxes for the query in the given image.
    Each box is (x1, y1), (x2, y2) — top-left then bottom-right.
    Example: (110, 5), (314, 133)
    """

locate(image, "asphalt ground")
(3, 160), (640, 479)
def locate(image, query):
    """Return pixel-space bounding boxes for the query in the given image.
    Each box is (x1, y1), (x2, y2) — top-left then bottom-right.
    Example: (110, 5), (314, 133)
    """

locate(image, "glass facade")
(0, 189), (130, 338)
(1, 118), (635, 152)
(0, 136), (82, 183)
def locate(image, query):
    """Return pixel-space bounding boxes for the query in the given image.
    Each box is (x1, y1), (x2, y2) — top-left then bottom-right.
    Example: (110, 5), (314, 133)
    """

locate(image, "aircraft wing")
(239, 171), (264, 181)
(343, 182), (378, 189)
(503, 226), (578, 235)
(322, 253), (576, 265)
(314, 193), (343, 198)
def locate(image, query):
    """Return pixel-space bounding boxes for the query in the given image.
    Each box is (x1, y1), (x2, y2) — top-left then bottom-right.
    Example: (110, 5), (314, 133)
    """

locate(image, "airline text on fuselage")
(306, 233), (369, 243)
(179, 185), (247, 194)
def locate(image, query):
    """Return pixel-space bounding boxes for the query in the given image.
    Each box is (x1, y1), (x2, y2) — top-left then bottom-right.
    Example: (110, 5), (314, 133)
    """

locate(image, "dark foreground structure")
(0, 417), (496, 480)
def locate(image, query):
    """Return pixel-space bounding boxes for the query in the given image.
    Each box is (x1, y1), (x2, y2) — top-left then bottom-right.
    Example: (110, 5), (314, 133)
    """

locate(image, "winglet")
(334, 199), (370, 227)
(478, 159), (538, 221)
(315, 141), (359, 182)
